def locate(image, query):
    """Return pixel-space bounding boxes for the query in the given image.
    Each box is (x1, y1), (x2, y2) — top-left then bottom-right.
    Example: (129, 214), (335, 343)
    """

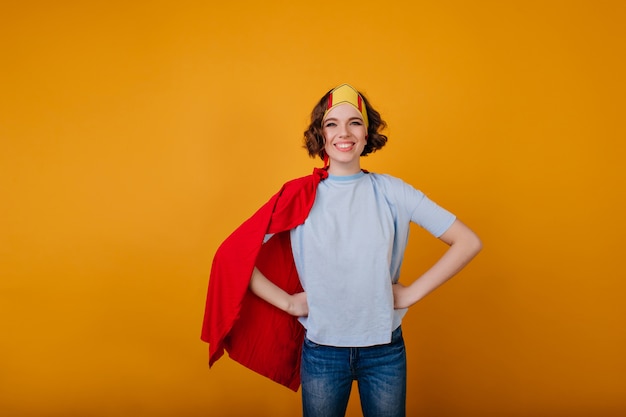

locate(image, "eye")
(324, 122), (337, 128)
(350, 120), (363, 126)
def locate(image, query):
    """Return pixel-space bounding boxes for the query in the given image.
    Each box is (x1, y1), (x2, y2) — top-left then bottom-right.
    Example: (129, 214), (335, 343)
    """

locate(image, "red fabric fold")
(201, 168), (327, 391)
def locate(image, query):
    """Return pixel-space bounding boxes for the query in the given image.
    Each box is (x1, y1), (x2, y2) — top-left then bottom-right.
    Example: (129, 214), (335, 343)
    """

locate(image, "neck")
(327, 161), (362, 176)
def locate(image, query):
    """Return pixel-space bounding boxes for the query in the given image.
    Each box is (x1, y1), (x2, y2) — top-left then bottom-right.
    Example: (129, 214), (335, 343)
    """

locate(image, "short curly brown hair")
(303, 87), (388, 160)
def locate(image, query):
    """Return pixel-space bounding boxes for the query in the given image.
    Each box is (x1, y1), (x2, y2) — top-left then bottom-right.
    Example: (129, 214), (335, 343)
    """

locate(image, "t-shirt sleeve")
(399, 180), (456, 238)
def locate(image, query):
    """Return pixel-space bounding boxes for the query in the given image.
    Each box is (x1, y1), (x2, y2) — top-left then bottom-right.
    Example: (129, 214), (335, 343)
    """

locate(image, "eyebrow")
(324, 116), (363, 122)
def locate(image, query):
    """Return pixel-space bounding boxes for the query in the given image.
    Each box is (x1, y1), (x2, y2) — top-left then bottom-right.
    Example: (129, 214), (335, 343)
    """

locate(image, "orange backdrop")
(1, 1), (625, 416)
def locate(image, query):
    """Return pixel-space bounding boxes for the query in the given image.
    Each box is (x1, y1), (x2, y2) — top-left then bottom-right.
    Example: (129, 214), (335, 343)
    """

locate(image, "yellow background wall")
(1, 1), (624, 416)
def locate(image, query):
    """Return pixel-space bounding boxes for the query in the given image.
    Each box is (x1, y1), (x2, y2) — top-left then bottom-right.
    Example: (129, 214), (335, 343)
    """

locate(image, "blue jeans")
(301, 326), (406, 417)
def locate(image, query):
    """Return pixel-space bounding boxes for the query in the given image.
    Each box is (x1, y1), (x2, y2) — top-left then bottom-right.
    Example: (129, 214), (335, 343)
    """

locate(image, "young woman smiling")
(204, 83), (482, 417)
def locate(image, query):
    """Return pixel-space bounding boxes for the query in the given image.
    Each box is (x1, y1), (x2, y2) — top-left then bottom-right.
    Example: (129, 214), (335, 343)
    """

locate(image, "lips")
(334, 142), (355, 151)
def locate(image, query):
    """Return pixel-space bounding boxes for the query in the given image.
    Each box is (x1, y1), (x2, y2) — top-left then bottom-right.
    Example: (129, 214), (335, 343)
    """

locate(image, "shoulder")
(368, 172), (428, 210)
(368, 172), (415, 191)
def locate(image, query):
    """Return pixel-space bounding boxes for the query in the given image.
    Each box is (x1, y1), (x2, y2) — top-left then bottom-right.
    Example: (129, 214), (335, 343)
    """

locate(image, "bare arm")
(393, 219), (482, 309)
(249, 267), (308, 317)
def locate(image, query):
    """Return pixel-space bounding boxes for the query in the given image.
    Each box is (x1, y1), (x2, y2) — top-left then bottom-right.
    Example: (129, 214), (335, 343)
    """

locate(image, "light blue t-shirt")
(290, 171), (456, 347)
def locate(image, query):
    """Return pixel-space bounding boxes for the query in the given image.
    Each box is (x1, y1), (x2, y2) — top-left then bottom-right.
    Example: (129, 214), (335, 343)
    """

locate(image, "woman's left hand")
(392, 282), (411, 309)
(392, 219), (482, 309)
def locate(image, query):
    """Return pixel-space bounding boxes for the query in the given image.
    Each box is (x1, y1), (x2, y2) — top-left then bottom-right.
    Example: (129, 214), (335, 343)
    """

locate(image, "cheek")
(321, 129), (330, 144)
(322, 134), (330, 149)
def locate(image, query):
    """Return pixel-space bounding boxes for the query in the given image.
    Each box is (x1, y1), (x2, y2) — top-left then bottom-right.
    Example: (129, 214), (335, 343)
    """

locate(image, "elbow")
(454, 229), (482, 258)
(441, 220), (483, 257)
(470, 233), (483, 257)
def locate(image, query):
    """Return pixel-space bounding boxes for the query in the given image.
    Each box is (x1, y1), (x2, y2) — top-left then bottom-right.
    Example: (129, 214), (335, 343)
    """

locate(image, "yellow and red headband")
(323, 83), (369, 129)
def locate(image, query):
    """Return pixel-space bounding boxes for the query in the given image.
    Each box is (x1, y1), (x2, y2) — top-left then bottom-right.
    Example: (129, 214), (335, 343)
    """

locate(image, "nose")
(338, 123), (350, 138)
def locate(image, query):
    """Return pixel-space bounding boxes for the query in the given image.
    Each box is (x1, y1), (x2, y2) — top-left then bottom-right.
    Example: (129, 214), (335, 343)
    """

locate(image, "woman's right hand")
(249, 267), (309, 317)
(287, 292), (308, 317)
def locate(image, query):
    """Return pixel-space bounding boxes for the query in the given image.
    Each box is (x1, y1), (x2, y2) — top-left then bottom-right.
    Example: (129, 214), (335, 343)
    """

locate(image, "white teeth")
(336, 143), (352, 149)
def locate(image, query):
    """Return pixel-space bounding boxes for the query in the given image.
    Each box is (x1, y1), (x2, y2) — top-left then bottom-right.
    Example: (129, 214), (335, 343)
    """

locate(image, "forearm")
(405, 242), (479, 305)
(395, 220), (482, 308)
(249, 267), (307, 316)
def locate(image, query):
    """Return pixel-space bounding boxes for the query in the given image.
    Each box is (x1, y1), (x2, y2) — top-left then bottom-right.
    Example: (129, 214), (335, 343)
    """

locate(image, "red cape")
(201, 168), (328, 391)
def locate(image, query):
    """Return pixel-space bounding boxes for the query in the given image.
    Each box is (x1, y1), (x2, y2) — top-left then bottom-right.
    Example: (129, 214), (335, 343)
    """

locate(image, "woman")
(245, 83), (482, 417)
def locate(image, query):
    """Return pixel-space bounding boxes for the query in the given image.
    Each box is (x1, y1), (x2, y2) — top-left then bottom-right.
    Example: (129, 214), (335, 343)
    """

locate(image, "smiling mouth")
(335, 143), (355, 150)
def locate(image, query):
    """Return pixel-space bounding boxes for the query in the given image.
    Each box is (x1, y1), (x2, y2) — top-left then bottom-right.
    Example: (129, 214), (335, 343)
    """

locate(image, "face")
(322, 104), (367, 174)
